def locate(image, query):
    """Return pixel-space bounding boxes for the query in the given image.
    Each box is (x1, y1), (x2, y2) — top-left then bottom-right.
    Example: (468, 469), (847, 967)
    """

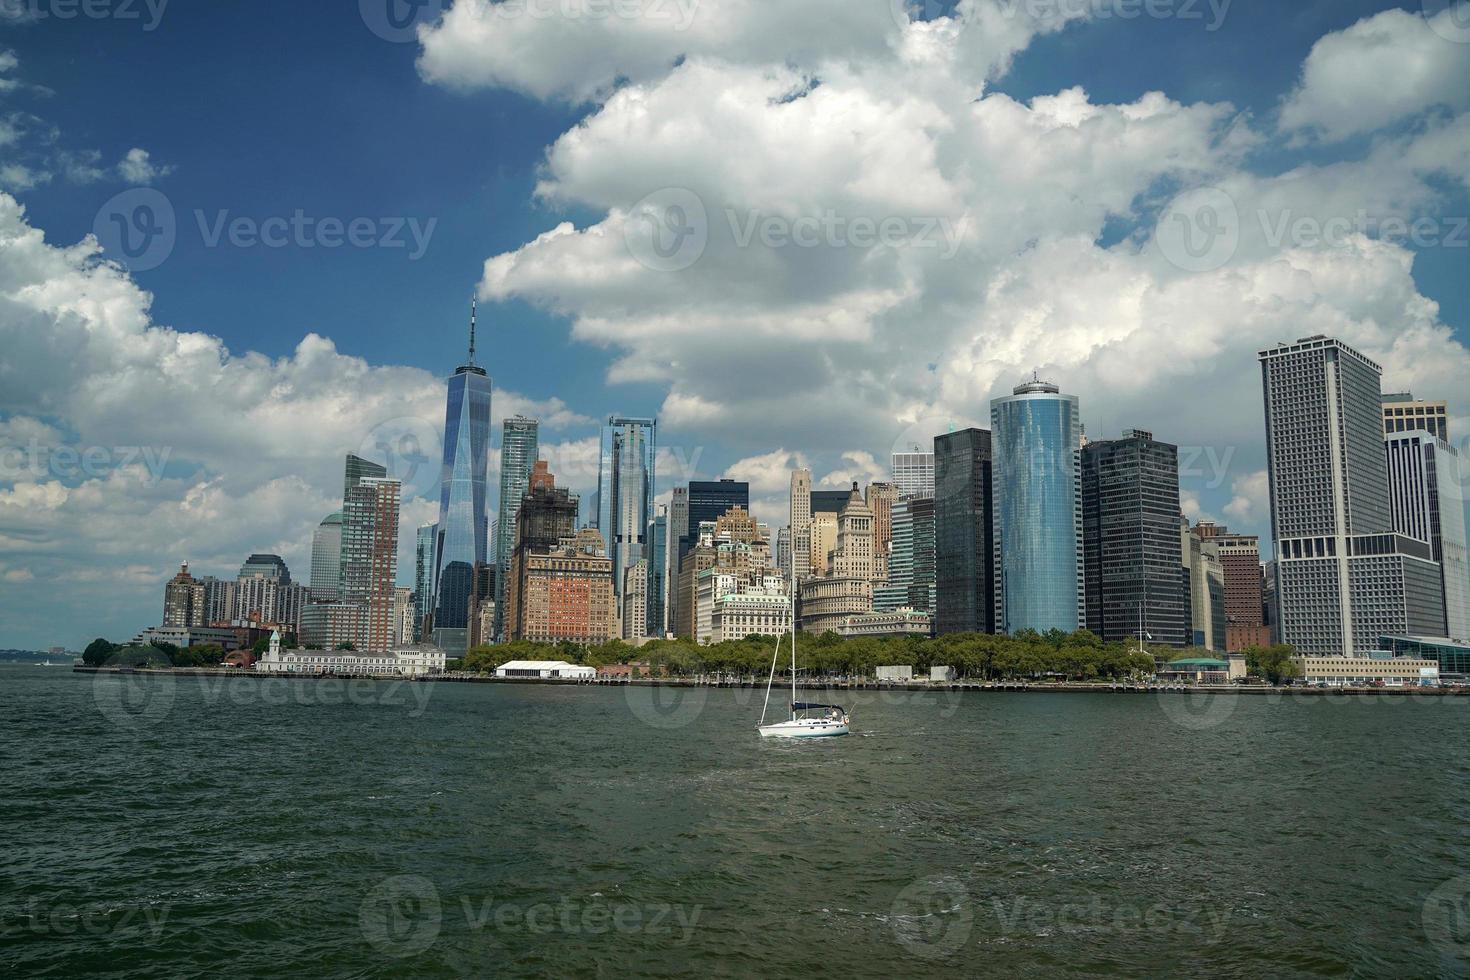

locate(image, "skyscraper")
(434, 302), (493, 656)
(684, 479), (749, 548)
(647, 509), (669, 638)
(864, 482), (898, 576)
(343, 477), (402, 651)
(790, 469), (812, 581)
(933, 429), (994, 635)
(1260, 336), (1445, 655)
(309, 512), (343, 600)
(1385, 429), (1470, 641)
(875, 495), (935, 617)
(892, 449), (935, 498)
(505, 461), (582, 640)
(163, 562), (205, 628)
(1080, 431), (1186, 646)
(991, 378), (1084, 634)
(667, 487), (689, 637)
(495, 416), (539, 641)
(343, 453), (388, 503)
(414, 522), (437, 643)
(597, 416), (656, 603)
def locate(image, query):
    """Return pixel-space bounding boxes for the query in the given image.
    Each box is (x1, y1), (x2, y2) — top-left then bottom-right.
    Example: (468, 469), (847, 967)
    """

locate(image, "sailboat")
(757, 552), (849, 738)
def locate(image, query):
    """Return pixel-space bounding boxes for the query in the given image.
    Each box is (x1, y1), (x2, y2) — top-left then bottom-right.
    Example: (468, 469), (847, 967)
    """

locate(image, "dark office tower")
(343, 453), (388, 505)
(1261, 336), (1443, 656)
(434, 301), (493, 656)
(667, 487), (689, 636)
(934, 428), (995, 635)
(684, 480), (750, 544)
(648, 509), (669, 638)
(1081, 430), (1186, 646)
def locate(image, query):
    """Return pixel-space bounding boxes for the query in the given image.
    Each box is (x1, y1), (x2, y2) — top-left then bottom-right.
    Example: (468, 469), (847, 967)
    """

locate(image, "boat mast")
(790, 533), (797, 720)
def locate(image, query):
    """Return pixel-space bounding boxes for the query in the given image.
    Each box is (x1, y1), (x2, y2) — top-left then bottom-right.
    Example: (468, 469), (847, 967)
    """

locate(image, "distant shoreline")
(68, 665), (1470, 696)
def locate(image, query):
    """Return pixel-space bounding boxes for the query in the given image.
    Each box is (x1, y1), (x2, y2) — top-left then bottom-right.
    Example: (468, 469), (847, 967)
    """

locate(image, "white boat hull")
(757, 718), (849, 738)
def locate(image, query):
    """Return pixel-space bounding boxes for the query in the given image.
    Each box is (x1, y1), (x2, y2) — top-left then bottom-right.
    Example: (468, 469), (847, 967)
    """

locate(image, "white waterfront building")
(494, 660), (596, 679)
(255, 631), (445, 677)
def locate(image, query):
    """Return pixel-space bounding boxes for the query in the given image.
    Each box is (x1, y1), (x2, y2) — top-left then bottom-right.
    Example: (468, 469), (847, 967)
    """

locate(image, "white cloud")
(1279, 8), (1470, 142)
(722, 448), (809, 495)
(0, 192), (595, 647)
(1223, 470), (1270, 526)
(117, 147), (173, 185)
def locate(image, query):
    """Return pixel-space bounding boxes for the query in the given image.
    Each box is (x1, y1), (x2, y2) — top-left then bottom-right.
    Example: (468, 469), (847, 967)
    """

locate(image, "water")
(3, 665), (1469, 977)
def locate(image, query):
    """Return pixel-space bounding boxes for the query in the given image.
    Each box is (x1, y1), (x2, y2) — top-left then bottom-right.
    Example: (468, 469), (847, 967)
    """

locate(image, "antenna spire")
(468, 295), (478, 365)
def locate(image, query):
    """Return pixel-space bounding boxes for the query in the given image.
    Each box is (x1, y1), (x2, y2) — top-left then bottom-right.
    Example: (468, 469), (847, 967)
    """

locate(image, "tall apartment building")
(1385, 430), (1470, 641)
(933, 429), (994, 635)
(992, 378), (1084, 634)
(342, 476), (402, 651)
(495, 416), (539, 642)
(1382, 392), (1450, 442)
(235, 554), (307, 634)
(1080, 430), (1186, 646)
(163, 563), (206, 627)
(790, 469), (812, 581)
(1193, 522), (1272, 651)
(342, 453), (388, 503)
(1260, 336), (1445, 655)
(597, 416), (657, 603)
(892, 449), (935, 498)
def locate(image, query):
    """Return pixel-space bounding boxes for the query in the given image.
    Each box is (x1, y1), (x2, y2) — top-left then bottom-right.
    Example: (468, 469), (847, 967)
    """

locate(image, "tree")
(1245, 644), (1301, 685)
(335, 641), (357, 651)
(82, 638), (117, 666)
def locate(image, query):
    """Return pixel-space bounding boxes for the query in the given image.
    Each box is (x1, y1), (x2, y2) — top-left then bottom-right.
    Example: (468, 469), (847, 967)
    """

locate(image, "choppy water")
(2, 666), (1469, 977)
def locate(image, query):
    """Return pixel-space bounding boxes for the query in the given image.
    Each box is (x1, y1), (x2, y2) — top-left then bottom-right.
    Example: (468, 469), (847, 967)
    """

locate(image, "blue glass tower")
(991, 378), (1084, 635)
(433, 301), (492, 655)
(596, 416), (656, 605)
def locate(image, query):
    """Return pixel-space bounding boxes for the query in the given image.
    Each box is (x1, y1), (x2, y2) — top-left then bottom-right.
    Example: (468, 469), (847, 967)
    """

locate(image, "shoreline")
(70, 665), (1469, 696)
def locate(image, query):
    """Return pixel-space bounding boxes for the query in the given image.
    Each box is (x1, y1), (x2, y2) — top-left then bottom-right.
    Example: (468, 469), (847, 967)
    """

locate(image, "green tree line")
(457, 629), (1165, 682)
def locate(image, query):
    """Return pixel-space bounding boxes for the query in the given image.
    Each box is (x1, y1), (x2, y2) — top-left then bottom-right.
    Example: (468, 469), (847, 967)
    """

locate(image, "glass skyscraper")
(495, 416), (539, 641)
(648, 509), (669, 638)
(1080, 430), (1186, 646)
(433, 304), (492, 656)
(934, 428), (994, 635)
(414, 522), (437, 643)
(991, 378), (1084, 634)
(875, 495), (935, 616)
(597, 416), (656, 603)
(309, 512), (343, 600)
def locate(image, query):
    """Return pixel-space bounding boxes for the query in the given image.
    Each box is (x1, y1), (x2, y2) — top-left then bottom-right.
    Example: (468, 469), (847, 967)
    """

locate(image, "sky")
(1, 0), (1468, 650)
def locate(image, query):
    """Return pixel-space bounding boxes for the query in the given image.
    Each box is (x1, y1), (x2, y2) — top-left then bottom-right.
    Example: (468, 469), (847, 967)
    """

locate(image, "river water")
(2, 666), (1468, 977)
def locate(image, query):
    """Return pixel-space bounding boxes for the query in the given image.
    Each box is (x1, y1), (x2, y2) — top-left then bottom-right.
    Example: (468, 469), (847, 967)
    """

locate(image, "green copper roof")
(1165, 657), (1231, 669)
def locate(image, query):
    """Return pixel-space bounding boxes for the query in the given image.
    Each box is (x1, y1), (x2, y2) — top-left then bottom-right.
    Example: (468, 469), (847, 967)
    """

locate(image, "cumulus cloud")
(1279, 7), (1470, 142)
(117, 147), (173, 184)
(443, 4), (1470, 553)
(0, 193), (593, 647)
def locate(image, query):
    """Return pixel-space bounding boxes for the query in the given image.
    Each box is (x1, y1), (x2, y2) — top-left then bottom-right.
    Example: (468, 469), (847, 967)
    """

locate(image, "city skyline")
(4, 2), (1470, 650)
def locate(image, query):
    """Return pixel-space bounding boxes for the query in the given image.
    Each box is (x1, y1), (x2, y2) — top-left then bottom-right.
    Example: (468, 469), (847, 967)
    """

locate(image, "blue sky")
(1, 0), (1468, 649)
